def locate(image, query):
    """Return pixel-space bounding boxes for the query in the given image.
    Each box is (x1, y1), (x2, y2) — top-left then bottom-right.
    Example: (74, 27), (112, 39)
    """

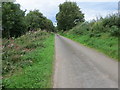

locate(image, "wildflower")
(2, 46), (4, 49)
(12, 37), (15, 39)
(11, 43), (14, 47)
(29, 60), (33, 63)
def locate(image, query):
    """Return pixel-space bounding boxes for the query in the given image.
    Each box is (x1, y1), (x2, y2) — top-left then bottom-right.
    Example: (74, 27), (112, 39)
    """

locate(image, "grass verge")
(2, 31), (55, 88)
(62, 33), (118, 61)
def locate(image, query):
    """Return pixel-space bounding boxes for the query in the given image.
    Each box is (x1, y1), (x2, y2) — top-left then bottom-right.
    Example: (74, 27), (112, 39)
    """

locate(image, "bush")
(2, 31), (49, 75)
(102, 14), (120, 28)
(70, 22), (90, 35)
(92, 21), (104, 33)
(2, 2), (26, 38)
(109, 26), (120, 36)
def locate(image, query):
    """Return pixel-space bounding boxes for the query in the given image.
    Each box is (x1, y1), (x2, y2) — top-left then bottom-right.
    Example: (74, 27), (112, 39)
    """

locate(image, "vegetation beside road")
(2, 2), (55, 88)
(62, 33), (118, 61)
(56, 1), (84, 31)
(56, 2), (119, 61)
(2, 2), (55, 38)
(59, 14), (119, 61)
(2, 1), (120, 89)
(2, 31), (55, 88)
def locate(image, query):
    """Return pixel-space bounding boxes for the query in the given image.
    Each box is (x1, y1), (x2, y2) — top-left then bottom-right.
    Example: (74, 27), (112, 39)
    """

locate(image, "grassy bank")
(60, 14), (119, 61)
(61, 33), (118, 61)
(2, 31), (55, 88)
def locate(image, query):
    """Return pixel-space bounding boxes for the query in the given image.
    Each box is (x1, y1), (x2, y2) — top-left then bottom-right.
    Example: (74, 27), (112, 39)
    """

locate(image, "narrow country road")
(54, 35), (118, 88)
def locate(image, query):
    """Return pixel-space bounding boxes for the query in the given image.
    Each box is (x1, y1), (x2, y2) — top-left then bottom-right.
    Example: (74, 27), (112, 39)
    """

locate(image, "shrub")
(2, 31), (49, 75)
(109, 26), (120, 36)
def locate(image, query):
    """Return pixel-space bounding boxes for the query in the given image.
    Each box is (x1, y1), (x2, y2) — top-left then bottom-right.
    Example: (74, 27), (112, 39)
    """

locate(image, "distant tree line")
(2, 2), (55, 38)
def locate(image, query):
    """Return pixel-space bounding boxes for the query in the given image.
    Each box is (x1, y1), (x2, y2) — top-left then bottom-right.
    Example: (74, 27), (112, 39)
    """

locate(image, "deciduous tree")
(56, 1), (84, 31)
(2, 2), (26, 38)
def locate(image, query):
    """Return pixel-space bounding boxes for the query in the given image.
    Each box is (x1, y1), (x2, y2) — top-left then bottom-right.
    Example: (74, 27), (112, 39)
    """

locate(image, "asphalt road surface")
(54, 35), (118, 88)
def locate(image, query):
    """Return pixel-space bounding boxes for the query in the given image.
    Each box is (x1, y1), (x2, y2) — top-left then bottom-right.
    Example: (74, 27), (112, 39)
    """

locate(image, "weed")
(2, 31), (55, 88)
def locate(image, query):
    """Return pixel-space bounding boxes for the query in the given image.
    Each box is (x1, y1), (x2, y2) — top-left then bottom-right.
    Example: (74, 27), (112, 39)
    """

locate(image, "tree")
(44, 19), (55, 32)
(2, 2), (26, 38)
(25, 10), (55, 32)
(56, 1), (84, 31)
(25, 10), (43, 31)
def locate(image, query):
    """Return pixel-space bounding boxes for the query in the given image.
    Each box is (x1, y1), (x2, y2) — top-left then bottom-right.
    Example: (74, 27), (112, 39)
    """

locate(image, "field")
(2, 31), (55, 88)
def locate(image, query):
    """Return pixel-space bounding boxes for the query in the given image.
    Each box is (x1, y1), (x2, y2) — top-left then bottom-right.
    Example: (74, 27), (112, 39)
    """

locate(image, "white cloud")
(82, 9), (118, 21)
(15, 0), (118, 23)
(78, 2), (118, 21)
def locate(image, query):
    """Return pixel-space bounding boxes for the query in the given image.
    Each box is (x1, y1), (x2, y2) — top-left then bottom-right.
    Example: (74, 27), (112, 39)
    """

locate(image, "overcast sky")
(16, 0), (118, 25)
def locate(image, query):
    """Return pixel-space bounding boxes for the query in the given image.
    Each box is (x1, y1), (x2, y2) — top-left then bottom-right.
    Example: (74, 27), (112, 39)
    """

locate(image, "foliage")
(25, 10), (55, 32)
(63, 33), (118, 61)
(45, 19), (55, 32)
(56, 1), (84, 31)
(60, 13), (119, 61)
(68, 14), (120, 37)
(2, 31), (48, 75)
(2, 2), (26, 38)
(102, 14), (120, 28)
(2, 3), (55, 38)
(69, 22), (90, 35)
(2, 31), (55, 88)
(109, 26), (119, 36)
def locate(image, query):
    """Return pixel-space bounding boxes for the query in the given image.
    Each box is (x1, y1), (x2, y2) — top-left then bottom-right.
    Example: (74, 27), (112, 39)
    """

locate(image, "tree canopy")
(25, 10), (55, 32)
(56, 1), (84, 31)
(2, 2), (55, 38)
(2, 2), (26, 38)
